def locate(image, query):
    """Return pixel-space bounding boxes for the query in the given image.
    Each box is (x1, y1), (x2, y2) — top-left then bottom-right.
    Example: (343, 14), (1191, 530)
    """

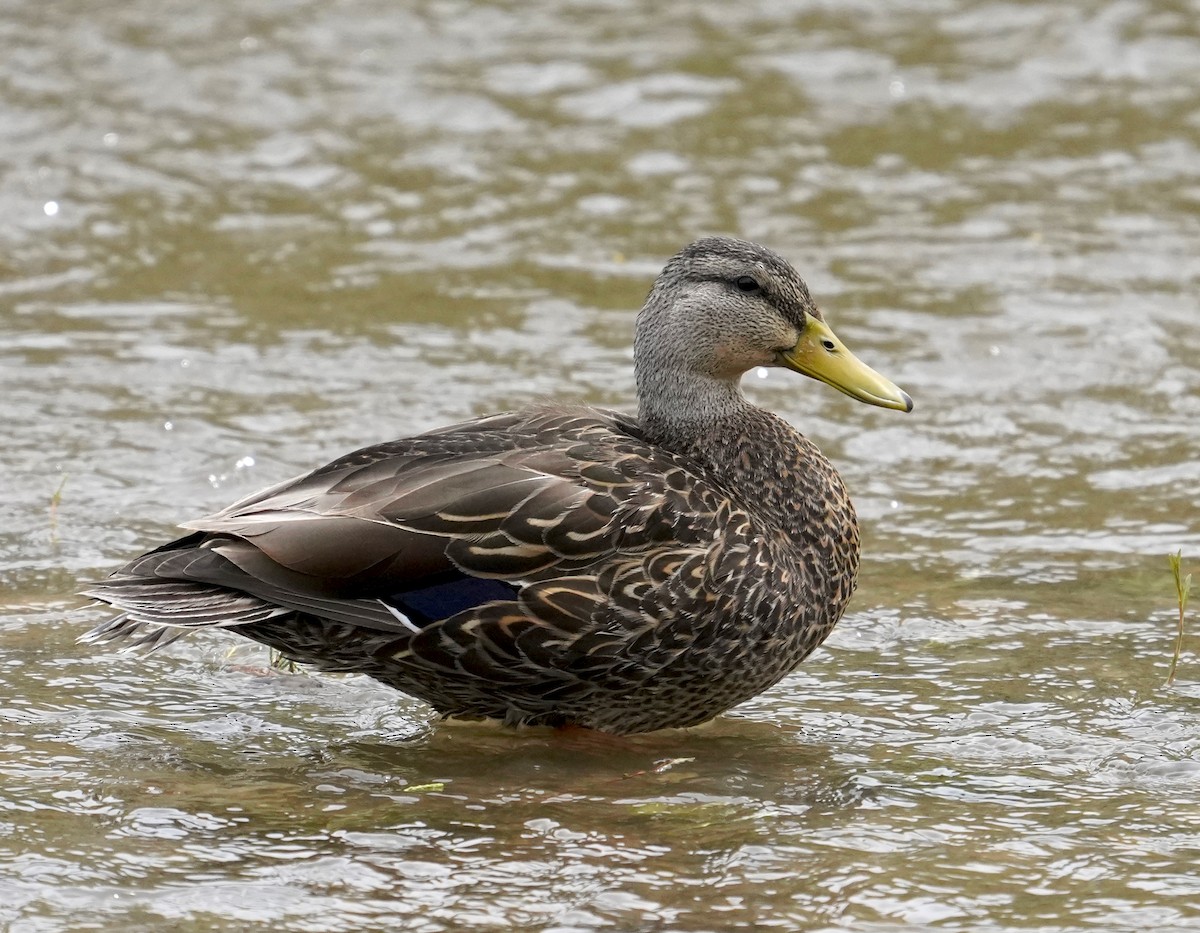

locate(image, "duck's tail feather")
(80, 577), (290, 650)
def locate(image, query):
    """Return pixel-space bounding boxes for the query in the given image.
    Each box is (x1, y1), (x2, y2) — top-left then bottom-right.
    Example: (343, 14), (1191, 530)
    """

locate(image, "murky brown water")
(3, 1), (1200, 930)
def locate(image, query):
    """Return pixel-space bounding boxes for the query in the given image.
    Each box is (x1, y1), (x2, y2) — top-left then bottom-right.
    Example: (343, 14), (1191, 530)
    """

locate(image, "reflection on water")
(3, 0), (1199, 930)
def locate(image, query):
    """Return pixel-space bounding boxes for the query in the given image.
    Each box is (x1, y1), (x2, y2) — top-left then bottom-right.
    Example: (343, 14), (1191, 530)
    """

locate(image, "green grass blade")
(1166, 551), (1192, 687)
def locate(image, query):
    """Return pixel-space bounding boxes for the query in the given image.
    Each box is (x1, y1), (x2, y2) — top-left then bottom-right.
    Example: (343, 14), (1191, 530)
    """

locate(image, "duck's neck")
(636, 368), (856, 554)
(636, 364), (751, 444)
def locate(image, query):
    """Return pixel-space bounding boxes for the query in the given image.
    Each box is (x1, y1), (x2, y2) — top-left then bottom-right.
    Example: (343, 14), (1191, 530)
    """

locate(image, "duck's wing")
(182, 409), (649, 587)
(86, 407), (736, 656)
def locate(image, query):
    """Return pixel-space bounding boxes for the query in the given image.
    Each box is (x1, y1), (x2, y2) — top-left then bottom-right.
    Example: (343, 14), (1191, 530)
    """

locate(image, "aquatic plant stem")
(1166, 551), (1192, 687)
(48, 475), (68, 543)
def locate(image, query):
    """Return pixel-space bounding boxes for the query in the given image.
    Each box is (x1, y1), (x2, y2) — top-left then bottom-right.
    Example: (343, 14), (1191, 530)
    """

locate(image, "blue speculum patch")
(385, 575), (520, 624)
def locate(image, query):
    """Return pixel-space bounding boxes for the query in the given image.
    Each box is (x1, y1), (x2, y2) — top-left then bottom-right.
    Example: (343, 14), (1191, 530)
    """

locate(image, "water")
(3, 0), (1200, 929)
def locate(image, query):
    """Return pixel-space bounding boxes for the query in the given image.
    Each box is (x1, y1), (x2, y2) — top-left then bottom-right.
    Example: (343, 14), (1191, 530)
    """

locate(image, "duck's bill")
(779, 319), (914, 412)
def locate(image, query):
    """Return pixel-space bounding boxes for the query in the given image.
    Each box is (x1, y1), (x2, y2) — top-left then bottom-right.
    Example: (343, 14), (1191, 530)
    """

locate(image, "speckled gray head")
(660, 235), (824, 329)
(635, 236), (913, 425)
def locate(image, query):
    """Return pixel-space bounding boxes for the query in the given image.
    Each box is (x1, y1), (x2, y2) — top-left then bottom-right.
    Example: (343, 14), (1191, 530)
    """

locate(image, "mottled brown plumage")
(83, 236), (912, 735)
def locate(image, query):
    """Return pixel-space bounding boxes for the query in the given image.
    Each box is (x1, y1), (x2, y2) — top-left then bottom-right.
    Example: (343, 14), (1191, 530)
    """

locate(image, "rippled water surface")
(4, 1), (1200, 930)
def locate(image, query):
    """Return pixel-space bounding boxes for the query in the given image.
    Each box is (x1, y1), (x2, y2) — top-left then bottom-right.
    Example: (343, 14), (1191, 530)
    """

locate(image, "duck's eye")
(734, 276), (761, 294)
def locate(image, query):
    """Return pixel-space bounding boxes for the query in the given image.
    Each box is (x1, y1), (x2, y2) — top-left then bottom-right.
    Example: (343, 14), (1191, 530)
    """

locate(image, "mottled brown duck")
(83, 236), (912, 735)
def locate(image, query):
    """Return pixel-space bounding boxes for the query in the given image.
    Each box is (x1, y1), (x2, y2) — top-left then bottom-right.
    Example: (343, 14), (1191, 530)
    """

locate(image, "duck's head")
(635, 236), (913, 414)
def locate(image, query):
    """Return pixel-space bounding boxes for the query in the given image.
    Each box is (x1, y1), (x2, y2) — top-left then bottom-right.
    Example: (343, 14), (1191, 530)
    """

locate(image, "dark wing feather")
(174, 407), (682, 592)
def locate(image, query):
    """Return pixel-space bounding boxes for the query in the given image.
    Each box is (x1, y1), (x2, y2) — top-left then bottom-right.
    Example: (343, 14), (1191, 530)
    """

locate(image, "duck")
(83, 236), (912, 736)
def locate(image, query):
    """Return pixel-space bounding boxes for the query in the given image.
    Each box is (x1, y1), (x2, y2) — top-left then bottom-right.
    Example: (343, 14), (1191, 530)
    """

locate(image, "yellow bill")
(780, 318), (913, 412)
